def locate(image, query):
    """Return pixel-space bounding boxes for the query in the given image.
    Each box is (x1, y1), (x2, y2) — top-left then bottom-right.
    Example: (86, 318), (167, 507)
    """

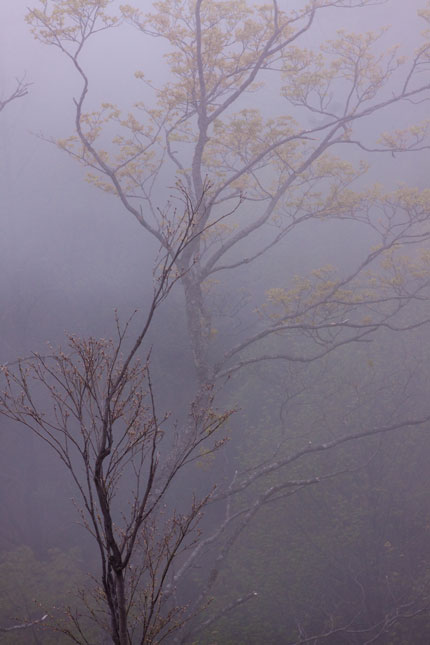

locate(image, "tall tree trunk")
(183, 274), (212, 387)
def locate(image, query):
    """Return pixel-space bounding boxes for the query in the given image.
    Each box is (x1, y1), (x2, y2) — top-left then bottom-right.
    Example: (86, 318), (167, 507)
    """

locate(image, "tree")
(8, 0), (430, 640)
(206, 335), (430, 643)
(0, 77), (30, 113)
(0, 334), (228, 644)
(25, 0), (430, 379)
(0, 191), (232, 644)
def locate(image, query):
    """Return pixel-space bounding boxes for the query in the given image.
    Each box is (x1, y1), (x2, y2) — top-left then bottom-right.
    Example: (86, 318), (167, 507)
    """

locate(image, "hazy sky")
(0, 0), (428, 359)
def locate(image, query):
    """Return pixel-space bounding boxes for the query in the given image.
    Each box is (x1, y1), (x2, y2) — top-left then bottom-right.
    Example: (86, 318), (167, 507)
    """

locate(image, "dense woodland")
(2, 0), (430, 643)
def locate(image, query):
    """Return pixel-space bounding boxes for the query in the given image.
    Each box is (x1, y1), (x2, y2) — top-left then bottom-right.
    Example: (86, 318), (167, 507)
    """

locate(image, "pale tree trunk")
(182, 272), (212, 388)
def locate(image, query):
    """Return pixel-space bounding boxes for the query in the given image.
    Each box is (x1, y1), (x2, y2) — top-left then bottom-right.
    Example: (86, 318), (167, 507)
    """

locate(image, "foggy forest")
(2, 1), (430, 643)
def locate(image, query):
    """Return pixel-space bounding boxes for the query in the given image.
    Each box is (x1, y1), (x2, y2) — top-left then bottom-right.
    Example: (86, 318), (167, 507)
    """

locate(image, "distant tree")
(0, 546), (81, 644)
(9, 0), (430, 640)
(206, 336), (430, 643)
(0, 77), (30, 113)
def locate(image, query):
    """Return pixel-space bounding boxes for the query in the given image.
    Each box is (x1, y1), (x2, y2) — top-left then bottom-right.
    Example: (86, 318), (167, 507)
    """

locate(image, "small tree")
(0, 189), (231, 644)
(0, 77), (30, 113)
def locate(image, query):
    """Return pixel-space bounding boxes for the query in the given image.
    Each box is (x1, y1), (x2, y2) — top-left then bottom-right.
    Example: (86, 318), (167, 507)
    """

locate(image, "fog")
(2, 1), (430, 643)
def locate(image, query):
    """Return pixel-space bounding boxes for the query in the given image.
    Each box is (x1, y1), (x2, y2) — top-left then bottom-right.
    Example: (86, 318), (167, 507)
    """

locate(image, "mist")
(2, 1), (430, 643)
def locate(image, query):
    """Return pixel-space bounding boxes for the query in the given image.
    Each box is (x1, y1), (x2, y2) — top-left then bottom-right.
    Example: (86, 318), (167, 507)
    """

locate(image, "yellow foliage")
(26, 0), (430, 278)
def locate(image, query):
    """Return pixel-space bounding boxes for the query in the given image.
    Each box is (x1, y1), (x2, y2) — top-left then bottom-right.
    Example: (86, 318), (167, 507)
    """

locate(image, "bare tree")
(0, 77), (30, 113)
(0, 189), (232, 644)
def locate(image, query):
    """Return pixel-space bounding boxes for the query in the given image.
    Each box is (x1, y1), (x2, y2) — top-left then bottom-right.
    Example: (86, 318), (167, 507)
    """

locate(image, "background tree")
(202, 332), (430, 643)
(0, 77), (30, 113)
(24, 0), (430, 395)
